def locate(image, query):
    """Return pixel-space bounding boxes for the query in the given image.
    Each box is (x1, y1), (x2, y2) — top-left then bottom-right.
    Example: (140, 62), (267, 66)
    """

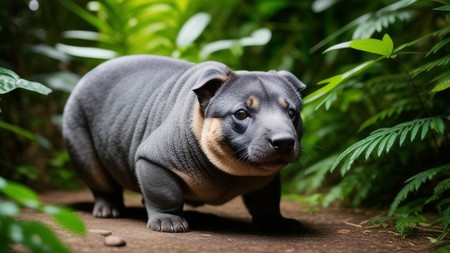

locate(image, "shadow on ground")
(69, 201), (320, 237)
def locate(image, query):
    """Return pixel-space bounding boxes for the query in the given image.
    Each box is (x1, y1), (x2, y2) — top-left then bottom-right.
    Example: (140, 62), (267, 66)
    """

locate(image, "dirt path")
(18, 189), (448, 253)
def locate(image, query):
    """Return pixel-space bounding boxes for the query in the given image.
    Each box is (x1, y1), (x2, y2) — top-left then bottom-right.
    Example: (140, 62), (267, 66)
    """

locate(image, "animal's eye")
(288, 108), (297, 120)
(234, 109), (249, 120)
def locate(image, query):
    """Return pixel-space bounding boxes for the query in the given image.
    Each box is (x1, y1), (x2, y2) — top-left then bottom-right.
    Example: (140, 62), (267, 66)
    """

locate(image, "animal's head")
(192, 64), (306, 176)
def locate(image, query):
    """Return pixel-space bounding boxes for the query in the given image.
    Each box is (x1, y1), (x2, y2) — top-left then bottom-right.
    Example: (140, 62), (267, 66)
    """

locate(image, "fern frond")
(431, 80), (450, 94)
(395, 215), (426, 238)
(331, 117), (448, 175)
(389, 164), (450, 216)
(353, 11), (412, 39)
(411, 54), (450, 78)
(426, 177), (450, 204)
(426, 37), (450, 57)
(442, 205), (450, 231)
(358, 99), (418, 132)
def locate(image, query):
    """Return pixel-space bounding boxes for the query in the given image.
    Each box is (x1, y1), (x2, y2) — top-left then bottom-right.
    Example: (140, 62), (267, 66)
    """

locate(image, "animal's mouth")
(236, 149), (298, 172)
(251, 159), (289, 172)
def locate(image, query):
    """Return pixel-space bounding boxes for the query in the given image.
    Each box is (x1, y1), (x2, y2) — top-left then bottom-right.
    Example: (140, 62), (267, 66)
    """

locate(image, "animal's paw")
(254, 217), (304, 234)
(92, 198), (124, 218)
(147, 213), (189, 233)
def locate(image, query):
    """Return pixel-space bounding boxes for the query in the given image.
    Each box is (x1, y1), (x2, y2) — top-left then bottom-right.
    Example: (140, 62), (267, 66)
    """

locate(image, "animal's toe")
(148, 214), (189, 233)
(93, 201), (123, 218)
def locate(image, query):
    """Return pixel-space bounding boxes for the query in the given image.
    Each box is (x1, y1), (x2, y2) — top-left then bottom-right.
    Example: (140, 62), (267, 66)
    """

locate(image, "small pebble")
(104, 235), (126, 247)
(89, 229), (112, 236)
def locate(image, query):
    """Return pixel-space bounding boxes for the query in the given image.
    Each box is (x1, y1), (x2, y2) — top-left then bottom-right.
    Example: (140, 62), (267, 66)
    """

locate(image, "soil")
(18, 189), (449, 253)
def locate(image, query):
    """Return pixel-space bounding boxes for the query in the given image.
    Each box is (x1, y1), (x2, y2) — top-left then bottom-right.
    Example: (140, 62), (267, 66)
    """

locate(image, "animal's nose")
(269, 133), (295, 153)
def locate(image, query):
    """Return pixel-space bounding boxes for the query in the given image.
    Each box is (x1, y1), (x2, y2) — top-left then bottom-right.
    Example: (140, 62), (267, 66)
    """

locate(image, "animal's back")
(63, 55), (193, 188)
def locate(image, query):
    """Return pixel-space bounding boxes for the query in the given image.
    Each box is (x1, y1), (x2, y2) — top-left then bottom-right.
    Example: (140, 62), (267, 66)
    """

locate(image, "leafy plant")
(292, 0), (450, 242)
(0, 176), (86, 253)
(0, 68), (85, 252)
(0, 67), (51, 112)
(56, 0), (271, 64)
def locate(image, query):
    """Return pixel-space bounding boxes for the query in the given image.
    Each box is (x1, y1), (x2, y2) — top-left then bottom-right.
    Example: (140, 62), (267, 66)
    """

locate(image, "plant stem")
(390, 56), (429, 116)
(390, 56), (440, 154)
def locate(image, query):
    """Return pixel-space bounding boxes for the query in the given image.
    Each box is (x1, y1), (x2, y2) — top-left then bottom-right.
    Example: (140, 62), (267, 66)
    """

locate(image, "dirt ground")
(18, 189), (448, 253)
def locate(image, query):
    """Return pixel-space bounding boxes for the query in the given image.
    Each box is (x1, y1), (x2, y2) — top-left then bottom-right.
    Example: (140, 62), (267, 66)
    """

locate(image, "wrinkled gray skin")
(63, 55), (306, 233)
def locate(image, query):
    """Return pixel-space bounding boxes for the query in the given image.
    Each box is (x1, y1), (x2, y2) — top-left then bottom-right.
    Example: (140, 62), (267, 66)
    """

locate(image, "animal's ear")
(193, 65), (232, 110)
(277, 70), (306, 94)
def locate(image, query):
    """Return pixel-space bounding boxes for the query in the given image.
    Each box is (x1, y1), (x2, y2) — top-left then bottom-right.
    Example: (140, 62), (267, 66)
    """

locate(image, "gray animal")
(63, 55), (306, 233)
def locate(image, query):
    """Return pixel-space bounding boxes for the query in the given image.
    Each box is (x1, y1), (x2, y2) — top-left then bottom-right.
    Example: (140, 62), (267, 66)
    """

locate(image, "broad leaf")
(0, 177), (40, 208)
(176, 12), (211, 48)
(349, 34), (394, 56)
(56, 43), (117, 59)
(323, 34), (394, 56)
(15, 221), (71, 253)
(0, 68), (52, 95)
(199, 28), (271, 59)
(304, 59), (377, 104)
(42, 205), (86, 235)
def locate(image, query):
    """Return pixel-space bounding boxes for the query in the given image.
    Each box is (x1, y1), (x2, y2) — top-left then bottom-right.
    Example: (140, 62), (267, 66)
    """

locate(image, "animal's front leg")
(243, 173), (302, 233)
(135, 159), (189, 233)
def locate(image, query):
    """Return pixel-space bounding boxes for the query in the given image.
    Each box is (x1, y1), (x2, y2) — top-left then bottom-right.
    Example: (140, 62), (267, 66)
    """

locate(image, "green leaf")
(199, 28), (271, 59)
(176, 12), (211, 48)
(411, 54), (450, 78)
(364, 137), (383, 160)
(426, 37), (450, 57)
(421, 119), (431, 140)
(396, 215), (426, 238)
(0, 177), (40, 208)
(56, 43), (118, 60)
(410, 120), (423, 142)
(377, 134), (390, 156)
(15, 221), (71, 253)
(433, 6), (450, 11)
(0, 200), (20, 216)
(322, 41), (351, 54)
(0, 68), (52, 95)
(386, 132), (398, 153)
(58, 0), (111, 32)
(431, 80), (450, 94)
(349, 34), (394, 56)
(389, 164), (450, 216)
(42, 205), (86, 235)
(399, 126), (409, 146)
(429, 177), (450, 203)
(304, 59), (378, 104)
(0, 120), (52, 149)
(332, 118), (445, 173)
(431, 118), (445, 135)
(0, 67), (19, 79)
(28, 44), (70, 62)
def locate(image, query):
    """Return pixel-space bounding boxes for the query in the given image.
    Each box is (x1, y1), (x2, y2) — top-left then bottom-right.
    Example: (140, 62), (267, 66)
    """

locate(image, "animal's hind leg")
(64, 109), (124, 218)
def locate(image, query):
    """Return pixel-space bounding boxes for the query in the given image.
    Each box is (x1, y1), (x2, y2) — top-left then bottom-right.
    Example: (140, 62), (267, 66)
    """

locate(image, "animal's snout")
(269, 133), (295, 154)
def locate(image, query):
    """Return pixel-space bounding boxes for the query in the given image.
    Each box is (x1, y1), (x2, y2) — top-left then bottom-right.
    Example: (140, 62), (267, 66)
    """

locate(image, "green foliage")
(331, 117), (447, 175)
(395, 214), (426, 238)
(56, 0), (271, 64)
(0, 67), (52, 96)
(0, 177), (86, 252)
(289, 0), (450, 242)
(2, 0), (450, 247)
(0, 68), (83, 251)
(389, 165), (450, 216)
(0, 67), (52, 113)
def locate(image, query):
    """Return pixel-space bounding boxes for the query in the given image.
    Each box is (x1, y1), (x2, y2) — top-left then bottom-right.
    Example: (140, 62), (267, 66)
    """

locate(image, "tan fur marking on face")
(200, 118), (283, 176)
(246, 96), (260, 110)
(191, 102), (204, 141)
(278, 96), (288, 108)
